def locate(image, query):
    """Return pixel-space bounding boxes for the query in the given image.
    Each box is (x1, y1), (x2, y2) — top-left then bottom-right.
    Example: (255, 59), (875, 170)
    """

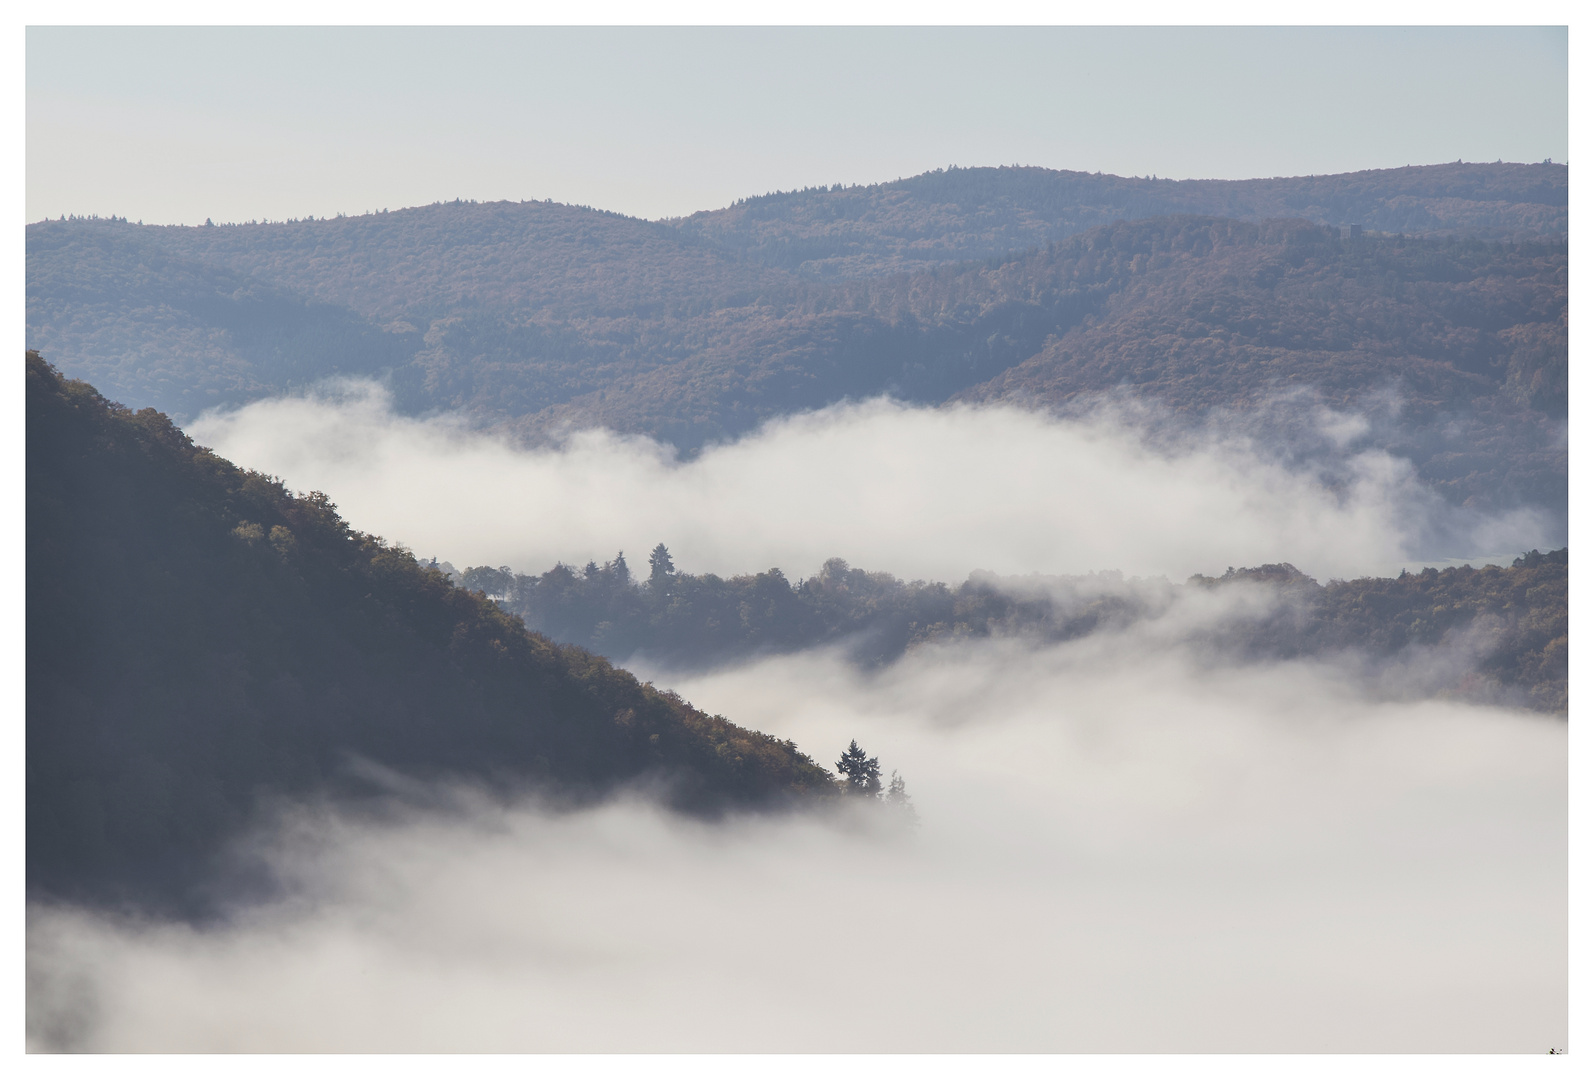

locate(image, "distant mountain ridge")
(674, 161), (1568, 278)
(26, 161), (1568, 529)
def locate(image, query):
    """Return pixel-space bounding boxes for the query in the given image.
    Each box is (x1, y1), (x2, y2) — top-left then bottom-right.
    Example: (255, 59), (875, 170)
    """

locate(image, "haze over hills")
(26, 354), (833, 913)
(26, 160), (1568, 528)
(26, 154), (1571, 1051)
(676, 161), (1569, 277)
(460, 546), (1568, 713)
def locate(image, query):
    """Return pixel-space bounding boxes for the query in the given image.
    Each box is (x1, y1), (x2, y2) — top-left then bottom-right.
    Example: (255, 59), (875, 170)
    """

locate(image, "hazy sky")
(27, 25), (1569, 225)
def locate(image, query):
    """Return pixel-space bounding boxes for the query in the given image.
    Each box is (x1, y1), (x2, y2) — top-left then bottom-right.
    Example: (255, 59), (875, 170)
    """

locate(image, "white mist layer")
(27, 637), (1566, 1052)
(186, 384), (1549, 583)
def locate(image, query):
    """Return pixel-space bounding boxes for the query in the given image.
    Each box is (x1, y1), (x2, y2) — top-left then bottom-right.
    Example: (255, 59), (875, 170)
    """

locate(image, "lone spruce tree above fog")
(649, 543), (675, 590)
(836, 740), (882, 798)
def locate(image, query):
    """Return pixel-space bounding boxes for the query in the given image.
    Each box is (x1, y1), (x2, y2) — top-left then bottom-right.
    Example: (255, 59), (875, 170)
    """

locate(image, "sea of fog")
(25, 387), (1566, 1053)
(27, 624), (1566, 1052)
(184, 382), (1554, 584)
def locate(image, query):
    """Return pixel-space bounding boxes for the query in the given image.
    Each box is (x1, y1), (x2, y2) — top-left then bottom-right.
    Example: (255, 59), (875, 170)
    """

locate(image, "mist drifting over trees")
(29, 164), (1567, 530)
(25, 156), (1570, 1053)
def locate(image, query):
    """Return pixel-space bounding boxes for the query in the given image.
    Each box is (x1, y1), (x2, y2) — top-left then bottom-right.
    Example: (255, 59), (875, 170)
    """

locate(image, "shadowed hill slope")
(26, 354), (833, 913)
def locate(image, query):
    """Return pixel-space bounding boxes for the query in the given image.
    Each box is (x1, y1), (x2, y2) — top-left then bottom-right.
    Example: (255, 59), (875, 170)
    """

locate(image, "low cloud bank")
(187, 384), (1551, 583)
(28, 630), (1566, 1052)
(39, 387), (1555, 1052)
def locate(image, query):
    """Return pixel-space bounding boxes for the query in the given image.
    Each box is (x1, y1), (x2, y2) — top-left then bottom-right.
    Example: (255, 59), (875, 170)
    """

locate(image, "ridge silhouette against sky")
(26, 25), (1568, 226)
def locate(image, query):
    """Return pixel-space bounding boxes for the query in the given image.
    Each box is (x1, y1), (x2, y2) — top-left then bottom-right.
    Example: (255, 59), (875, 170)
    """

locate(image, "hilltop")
(674, 161), (1567, 277)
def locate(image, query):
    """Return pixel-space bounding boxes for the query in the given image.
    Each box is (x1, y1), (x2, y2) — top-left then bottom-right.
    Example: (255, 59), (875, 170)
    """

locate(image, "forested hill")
(674, 161), (1568, 278)
(27, 163), (1567, 524)
(27, 161), (1564, 421)
(956, 218), (1567, 513)
(521, 218), (1566, 516)
(26, 354), (833, 913)
(24, 198), (792, 423)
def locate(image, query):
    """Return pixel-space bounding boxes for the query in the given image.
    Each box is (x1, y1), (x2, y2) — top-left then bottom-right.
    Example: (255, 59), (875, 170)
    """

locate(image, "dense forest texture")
(27, 162), (1567, 521)
(676, 161), (1568, 277)
(465, 545), (1567, 713)
(956, 218), (1566, 513)
(535, 217), (1565, 516)
(26, 355), (833, 913)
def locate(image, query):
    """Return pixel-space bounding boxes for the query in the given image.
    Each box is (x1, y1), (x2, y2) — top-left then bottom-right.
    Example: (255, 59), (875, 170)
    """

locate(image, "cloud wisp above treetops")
(187, 382), (1552, 586)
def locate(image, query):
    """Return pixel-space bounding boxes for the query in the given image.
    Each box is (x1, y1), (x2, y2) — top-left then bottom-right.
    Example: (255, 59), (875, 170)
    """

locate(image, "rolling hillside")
(26, 162), (1568, 523)
(674, 161), (1568, 277)
(26, 354), (834, 912)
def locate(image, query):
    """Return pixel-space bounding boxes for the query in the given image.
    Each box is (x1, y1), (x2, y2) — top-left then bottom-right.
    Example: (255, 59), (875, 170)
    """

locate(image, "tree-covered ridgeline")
(28, 164), (1567, 525)
(678, 161), (1568, 277)
(465, 547), (1567, 713)
(26, 354), (835, 914)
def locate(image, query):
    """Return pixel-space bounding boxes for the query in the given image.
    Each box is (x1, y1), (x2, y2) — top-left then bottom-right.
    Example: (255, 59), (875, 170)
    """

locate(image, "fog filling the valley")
(27, 384), (1564, 1052)
(27, 624), (1566, 1052)
(186, 382), (1553, 583)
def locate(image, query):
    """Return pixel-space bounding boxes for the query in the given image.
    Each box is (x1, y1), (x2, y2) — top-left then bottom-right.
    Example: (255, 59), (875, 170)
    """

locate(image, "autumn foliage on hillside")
(27, 164), (1567, 520)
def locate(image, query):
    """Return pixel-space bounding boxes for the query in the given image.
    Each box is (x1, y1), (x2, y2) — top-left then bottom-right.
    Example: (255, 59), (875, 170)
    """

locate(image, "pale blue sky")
(27, 26), (1569, 225)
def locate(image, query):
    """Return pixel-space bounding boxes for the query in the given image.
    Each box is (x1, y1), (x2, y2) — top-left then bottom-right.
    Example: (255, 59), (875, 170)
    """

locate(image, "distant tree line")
(463, 545), (1568, 713)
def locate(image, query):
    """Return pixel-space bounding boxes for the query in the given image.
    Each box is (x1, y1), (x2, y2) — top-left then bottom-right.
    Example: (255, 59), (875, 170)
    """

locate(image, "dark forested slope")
(26, 355), (833, 912)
